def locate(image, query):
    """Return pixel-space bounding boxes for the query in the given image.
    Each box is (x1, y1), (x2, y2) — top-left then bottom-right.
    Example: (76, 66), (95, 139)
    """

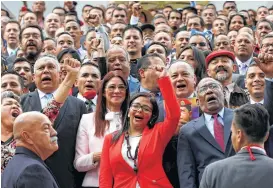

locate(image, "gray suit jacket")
(177, 108), (234, 188)
(21, 91), (87, 188)
(200, 148), (273, 188)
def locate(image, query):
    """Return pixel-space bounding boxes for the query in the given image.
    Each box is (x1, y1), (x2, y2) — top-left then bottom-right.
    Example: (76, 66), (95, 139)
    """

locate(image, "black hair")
(187, 15), (205, 28)
(146, 42), (168, 56)
(182, 6), (198, 15)
(163, 5), (173, 10)
(1, 9), (10, 18)
(52, 6), (66, 14)
(168, 10), (182, 20)
(19, 24), (44, 42)
(56, 31), (72, 38)
(5, 20), (21, 32)
(44, 37), (56, 45)
(91, 6), (105, 19)
(57, 48), (81, 63)
(12, 57), (33, 73)
(82, 4), (93, 12)
(223, 1), (237, 8)
(228, 14), (247, 30)
(234, 104), (270, 143)
(1, 71), (24, 89)
(112, 7), (127, 17)
(257, 6), (268, 12)
(112, 92), (159, 142)
(256, 19), (273, 31)
(122, 25), (143, 40)
(152, 14), (167, 25)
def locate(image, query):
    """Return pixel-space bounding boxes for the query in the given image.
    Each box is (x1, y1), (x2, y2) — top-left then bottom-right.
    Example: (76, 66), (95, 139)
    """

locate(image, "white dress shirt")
(250, 98), (264, 104)
(74, 112), (122, 187)
(7, 47), (17, 57)
(235, 56), (253, 75)
(37, 89), (57, 109)
(204, 108), (225, 138)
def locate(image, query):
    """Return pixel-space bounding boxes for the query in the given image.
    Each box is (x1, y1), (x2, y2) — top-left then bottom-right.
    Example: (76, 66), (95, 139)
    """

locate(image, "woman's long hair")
(57, 48), (82, 63)
(178, 45), (206, 84)
(112, 92), (159, 143)
(94, 71), (130, 137)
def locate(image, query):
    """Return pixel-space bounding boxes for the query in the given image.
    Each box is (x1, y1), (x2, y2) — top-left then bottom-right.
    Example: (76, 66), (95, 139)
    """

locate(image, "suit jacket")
(200, 148), (273, 188)
(177, 108), (234, 188)
(1, 147), (59, 188)
(21, 91), (87, 188)
(99, 76), (180, 188)
(264, 79), (273, 125)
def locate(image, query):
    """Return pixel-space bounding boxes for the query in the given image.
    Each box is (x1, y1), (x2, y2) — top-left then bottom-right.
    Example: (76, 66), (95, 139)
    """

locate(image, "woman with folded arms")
(1, 58), (81, 172)
(99, 65), (180, 188)
(74, 71), (130, 188)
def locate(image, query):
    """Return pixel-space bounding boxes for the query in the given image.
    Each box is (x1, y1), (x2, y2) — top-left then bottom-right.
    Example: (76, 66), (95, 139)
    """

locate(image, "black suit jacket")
(21, 91), (87, 188)
(2, 147), (59, 188)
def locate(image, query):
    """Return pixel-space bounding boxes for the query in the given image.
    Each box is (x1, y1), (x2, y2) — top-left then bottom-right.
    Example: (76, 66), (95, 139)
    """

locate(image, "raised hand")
(154, 65), (168, 78)
(62, 58), (81, 78)
(132, 3), (142, 17)
(253, 52), (273, 78)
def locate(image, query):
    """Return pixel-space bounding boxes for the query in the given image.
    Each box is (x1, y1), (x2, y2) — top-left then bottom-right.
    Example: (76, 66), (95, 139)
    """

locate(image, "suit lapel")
(53, 97), (69, 130)
(28, 91), (42, 112)
(223, 108), (233, 150)
(194, 115), (223, 153)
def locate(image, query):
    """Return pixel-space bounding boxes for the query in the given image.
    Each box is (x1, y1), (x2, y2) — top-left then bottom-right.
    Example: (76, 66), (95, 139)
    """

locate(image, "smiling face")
(245, 65), (265, 100)
(75, 64), (101, 96)
(122, 29), (143, 56)
(34, 59), (60, 93)
(197, 78), (224, 114)
(129, 96), (153, 130)
(1, 97), (22, 128)
(104, 77), (127, 110)
(229, 15), (244, 31)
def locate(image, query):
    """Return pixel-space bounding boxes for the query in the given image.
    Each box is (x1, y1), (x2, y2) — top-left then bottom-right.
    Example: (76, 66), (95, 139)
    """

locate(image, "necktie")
(213, 114), (225, 151)
(240, 63), (248, 75)
(85, 100), (94, 113)
(43, 94), (53, 109)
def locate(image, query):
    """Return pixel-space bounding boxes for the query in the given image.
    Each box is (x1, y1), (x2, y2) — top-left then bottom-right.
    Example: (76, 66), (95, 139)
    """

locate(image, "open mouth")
(206, 96), (217, 104)
(41, 76), (52, 82)
(134, 115), (144, 120)
(85, 84), (94, 90)
(11, 109), (20, 118)
(177, 83), (187, 89)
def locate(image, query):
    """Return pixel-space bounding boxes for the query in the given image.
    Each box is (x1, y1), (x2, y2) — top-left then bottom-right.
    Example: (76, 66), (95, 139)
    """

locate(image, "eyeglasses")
(131, 103), (152, 113)
(190, 42), (207, 47)
(198, 83), (221, 96)
(106, 85), (127, 92)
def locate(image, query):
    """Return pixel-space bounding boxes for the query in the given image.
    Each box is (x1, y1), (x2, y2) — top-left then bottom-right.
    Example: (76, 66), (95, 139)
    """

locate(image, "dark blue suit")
(177, 108), (234, 188)
(2, 147), (59, 188)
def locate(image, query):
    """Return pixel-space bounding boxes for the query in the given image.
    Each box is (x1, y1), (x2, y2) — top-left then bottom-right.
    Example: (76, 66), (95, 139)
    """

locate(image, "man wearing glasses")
(177, 77), (234, 188)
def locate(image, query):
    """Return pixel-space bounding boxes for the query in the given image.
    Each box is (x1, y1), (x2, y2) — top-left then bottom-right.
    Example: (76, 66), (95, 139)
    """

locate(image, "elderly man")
(21, 55), (87, 188)
(255, 19), (273, 51)
(214, 34), (232, 51)
(206, 50), (249, 109)
(200, 104), (273, 188)
(1, 112), (59, 188)
(177, 77), (234, 188)
(234, 32), (255, 75)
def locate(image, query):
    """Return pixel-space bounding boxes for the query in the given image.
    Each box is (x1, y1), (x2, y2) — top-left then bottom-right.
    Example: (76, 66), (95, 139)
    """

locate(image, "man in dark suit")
(21, 55), (87, 188)
(2, 112), (59, 188)
(200, 104), (273, 188)
(177, 77), (234, 188)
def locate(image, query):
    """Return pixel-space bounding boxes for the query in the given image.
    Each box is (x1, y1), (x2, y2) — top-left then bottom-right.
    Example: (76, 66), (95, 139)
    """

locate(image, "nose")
(50, 126), (58, 137)
(19, 69), (25, 75)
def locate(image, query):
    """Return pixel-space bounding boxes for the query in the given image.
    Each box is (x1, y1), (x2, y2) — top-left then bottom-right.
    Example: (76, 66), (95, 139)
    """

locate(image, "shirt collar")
(250, 98), (264, 104)
(37, 89), (57, 99)
(204, 107), (225, 122)
(77, 92), (97, 105)
(7, 47), (17, 56)
(139, 86), (161, 97)
(235, 56), (253, 67)
(226, 82), (235, 92)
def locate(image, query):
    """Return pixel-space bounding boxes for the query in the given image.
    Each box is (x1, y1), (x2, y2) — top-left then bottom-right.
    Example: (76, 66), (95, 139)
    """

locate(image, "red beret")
(205, 50), (235, 68)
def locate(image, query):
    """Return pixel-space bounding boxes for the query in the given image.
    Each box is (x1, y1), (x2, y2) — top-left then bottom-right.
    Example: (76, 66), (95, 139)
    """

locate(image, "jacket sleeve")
(17, 164), (57, 188)
(157, 76), (180, 142)
(99, 134), (113, 188)
(74, 114), (99, 172)
(177, 127), (197, 188)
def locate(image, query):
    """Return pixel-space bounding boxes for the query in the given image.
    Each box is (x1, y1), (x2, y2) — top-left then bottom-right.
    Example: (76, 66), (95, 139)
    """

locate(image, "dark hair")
(261, 33), (273, 47)
(152, 14), (167, 25)
(56, 31), (72, 38)
(112, 92), (159, 142)
(85, 28), (96, 39)
(257, 6), (268, 12)
(94, 71), (130, 137)
(19, 24), (44, 42)
(5, 20), (21, 32)
(163, 5), (173, 10)
(168, 10), (182, 20)
(65, 20), (80, 28)
(1, 71), (24, 89)
(52, 6), (66, 14)
(12, 57), (33, 73)
(122, 25), (143, 40)
(228, 14), (247, 30)
(82, 4), (93, 13)
(91, 6), (105, 19)
(112, 7), (127, 17)
(57, 48), (81, 63)
(44, 37), (56, 45)
(234, 104), (270, 143)
(178, 45), (206, 84)
(182, 6), (198, 15)
(206, 3), (216, 9)
(223, 1), (237, 8)
(187, 15), (205, 28)
(1, 9), (10, 17)
(146, 42), (168, 56)
(189, 33), (213, 51)
(136, 53), (164, 81)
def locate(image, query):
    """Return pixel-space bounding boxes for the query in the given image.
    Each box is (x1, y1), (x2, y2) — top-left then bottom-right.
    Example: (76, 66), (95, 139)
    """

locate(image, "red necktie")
(213, 114), (225, 151)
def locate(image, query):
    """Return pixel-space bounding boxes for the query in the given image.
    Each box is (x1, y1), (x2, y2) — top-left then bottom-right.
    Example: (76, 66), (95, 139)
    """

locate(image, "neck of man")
(8, 43), (18, 50)
(221, 77), (233, 87)
(240, 142), (265, 151)
(16, 142), (48, 161)
(205, 24), (212, 30)
(237, 54), (252, 62)
(251, 93), (264, 103)
(75, 41), (81, 49)
(129, 52), (142, 61)
(141, 82), (159, 93)
(47, 31), (56, 38)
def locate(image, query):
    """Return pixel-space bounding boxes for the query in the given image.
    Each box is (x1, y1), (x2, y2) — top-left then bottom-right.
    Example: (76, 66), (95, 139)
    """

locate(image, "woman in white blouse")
(74, 71), (130, 188)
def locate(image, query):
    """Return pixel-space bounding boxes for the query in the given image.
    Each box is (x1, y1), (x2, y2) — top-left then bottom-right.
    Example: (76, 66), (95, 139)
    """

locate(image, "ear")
(138, 69), (145, 79)
(21, 131), (34, 145)
(193, 75), (197, 88)
(207, 68), (212, 77)
(74, 78), (78, 87)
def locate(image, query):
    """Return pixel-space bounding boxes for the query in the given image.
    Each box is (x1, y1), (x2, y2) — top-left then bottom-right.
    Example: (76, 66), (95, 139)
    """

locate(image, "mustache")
(27, 41), (37, 47)
(50, 136), (58, 143)
(215, 66), (228, 73)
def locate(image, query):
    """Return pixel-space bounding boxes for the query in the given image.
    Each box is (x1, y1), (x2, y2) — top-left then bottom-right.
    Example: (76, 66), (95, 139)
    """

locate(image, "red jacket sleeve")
(99, 134), (113, 188)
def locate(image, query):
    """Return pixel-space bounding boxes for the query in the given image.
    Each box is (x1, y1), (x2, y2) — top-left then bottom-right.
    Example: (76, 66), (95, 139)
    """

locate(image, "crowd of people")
(1, 1), (273, 188)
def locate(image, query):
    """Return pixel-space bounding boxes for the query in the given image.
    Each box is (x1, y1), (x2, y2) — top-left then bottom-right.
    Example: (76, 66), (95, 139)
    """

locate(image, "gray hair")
(168, 60), (195, 76)
(34, 54), (60, 73)
(1, 91), (21, 103)
(106, 45), (130, 62)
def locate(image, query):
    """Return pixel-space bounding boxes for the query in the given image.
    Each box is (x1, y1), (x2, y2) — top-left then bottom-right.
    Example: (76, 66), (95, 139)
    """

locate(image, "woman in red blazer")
(99, 65), (180, 188)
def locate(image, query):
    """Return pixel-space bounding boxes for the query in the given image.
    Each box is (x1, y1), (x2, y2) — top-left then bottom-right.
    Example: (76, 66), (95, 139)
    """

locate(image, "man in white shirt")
(234, 32), (255, 75)
(245, 63), (265, 104)
(3, 21), (20, 57)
